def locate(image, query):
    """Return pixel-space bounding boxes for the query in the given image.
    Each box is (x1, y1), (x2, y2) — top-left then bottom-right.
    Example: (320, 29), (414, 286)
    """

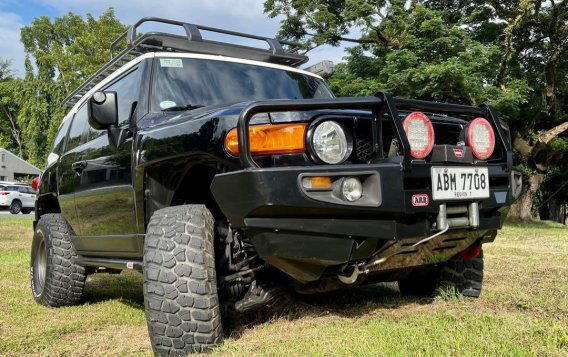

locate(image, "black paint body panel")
(34, 55), (518, 284)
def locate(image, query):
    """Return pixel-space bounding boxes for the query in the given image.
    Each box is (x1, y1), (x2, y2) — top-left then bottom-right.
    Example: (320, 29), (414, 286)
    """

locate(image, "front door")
(73, 67), (141, 239)
(73, 131), (137, 236)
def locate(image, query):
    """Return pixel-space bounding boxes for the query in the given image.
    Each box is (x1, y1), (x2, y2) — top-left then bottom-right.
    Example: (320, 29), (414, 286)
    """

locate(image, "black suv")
(31, 17), (522, 355)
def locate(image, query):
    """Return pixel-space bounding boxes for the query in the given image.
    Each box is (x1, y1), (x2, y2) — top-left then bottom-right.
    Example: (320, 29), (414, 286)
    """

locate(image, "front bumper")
(211, 162), (519, 282)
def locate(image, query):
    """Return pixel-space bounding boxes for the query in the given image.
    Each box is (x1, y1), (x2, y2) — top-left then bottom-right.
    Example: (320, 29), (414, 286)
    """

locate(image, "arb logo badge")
(453, 148), (464, 158)
(412, 194), (429, 207)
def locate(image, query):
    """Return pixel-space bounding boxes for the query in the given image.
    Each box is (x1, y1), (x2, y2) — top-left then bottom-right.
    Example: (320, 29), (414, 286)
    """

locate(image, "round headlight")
(311, 121), (352, 164)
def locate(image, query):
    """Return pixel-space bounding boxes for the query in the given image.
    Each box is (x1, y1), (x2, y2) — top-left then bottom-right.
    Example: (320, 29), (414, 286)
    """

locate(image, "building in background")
(0, 148), (41, 182)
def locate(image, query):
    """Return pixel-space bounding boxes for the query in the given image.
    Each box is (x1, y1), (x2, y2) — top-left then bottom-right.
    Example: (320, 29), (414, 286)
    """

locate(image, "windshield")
(151, 57), (333, 111)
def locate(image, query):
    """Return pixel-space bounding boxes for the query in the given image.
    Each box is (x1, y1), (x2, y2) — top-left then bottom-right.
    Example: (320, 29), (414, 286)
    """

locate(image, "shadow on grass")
(79, 272), (432, 340)
(82, 271), (144, 309)
(224, 282), (433, 340)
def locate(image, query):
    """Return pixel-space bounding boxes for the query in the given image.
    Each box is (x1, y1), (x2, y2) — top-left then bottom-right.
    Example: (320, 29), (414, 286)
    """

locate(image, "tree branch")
(538, 120), (568, 144)
(0, 103), (23, 157)
(331, 35), (380, 45)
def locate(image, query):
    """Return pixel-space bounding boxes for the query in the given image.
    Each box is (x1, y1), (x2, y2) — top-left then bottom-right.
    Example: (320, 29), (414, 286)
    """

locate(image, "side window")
(18, 186), (27, 193)
(51, 118), (72, 155)
(65, 105), (89, 152)
(105, 68), (140, 127)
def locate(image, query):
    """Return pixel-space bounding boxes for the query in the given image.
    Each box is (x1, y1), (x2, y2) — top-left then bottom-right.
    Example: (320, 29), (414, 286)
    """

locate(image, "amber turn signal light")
(302, 176), (333, 189)
(225, 123), (307, 156)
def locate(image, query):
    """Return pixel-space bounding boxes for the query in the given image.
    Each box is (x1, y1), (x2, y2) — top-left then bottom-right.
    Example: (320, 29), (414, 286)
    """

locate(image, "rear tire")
(30, 214), (86, 306)
(144, 205), (223, 356)
(439, 249), (483, 298)
(10, 200), (21, 214)
(398, 247), (484, 298)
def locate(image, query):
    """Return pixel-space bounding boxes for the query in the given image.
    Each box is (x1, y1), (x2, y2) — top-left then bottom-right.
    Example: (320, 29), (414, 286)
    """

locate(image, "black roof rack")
(63, 17), (308, 108)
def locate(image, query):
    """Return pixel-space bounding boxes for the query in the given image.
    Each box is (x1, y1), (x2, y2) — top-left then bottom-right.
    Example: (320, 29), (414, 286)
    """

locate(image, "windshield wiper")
(161, 104), (206, 112)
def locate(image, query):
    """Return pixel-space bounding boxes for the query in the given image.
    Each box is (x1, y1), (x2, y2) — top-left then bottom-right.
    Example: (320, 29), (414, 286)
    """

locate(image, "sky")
(0, 0), (354, 77)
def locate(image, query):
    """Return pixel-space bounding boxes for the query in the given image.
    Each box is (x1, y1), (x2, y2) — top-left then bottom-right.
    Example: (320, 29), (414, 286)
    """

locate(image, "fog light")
(341, 177), (362, 202)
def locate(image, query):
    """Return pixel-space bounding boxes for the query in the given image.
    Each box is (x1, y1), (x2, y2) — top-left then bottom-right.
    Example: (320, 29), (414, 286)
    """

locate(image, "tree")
(19, 9), (126, 166)
(427, 0), (568, 220)
(0, 59), (24, 156)
(265, 0), (567, 221)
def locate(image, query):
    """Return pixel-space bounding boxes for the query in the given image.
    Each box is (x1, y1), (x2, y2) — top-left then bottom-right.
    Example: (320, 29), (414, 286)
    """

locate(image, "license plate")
(431, 167), (489, 200)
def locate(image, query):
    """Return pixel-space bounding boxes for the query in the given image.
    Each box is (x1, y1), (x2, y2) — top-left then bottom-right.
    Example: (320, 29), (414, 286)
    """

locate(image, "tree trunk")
(548, 199), (562, 223)
(507, 174), (544, 221)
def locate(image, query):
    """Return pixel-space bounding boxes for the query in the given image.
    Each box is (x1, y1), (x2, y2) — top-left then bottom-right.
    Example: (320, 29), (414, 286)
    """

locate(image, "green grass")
(0, 218), (566, 356)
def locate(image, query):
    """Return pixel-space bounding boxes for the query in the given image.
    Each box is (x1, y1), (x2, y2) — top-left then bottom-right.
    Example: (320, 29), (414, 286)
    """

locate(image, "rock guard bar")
(236, 92), (511, 170)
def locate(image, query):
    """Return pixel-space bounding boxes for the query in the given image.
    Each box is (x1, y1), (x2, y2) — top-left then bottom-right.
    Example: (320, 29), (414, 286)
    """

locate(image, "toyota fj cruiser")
(30, 17), (522, 355)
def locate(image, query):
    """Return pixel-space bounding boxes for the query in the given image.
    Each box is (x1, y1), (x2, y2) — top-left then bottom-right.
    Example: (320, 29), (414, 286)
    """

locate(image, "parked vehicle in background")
(0, 184), (36, 214)
(30, 17), (521, 355)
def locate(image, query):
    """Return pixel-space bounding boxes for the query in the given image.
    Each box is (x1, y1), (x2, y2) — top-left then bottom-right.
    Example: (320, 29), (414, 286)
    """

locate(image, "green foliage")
(0, 59), (23, 156)
(265, 0), (568, 212)
(17, 9), (126, 166)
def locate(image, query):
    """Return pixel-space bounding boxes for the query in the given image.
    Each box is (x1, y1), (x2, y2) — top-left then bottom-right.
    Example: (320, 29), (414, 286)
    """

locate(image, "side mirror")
(88, 91), (118, 130)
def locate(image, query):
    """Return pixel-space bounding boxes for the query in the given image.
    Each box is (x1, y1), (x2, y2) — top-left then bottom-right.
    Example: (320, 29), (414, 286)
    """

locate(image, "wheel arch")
(144, 159), (232, 228)
(35, 193), (62, 219)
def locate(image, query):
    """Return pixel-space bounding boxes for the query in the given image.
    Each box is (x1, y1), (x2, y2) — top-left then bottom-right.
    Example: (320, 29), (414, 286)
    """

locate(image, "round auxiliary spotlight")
(402, 112), (435, 159)
(466, 118), (495, 160)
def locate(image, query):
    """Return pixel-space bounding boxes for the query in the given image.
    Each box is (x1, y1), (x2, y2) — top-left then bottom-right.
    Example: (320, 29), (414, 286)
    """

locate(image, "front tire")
(144, 205), (223, 355)
(398, 247), (484, 298)
(10, 200), (21, 214)
(30, 214), (86, 306)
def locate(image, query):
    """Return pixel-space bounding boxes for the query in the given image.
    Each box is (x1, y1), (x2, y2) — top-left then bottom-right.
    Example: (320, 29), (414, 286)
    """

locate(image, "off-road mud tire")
(144, 205), (223, 356)
(30, 214), (86, 306)
(398, 247), (484, 298)
(439, 249), (484, 298)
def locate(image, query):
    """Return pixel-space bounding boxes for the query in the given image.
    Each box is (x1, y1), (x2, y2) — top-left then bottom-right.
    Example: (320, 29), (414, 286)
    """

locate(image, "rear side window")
(51, 117), (72, 155)
(5, 186), (18, 191)
(65, 105), (89, 152)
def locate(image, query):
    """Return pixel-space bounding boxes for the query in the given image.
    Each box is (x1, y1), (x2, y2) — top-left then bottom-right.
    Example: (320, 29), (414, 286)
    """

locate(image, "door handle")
(72, 160), (88, 173)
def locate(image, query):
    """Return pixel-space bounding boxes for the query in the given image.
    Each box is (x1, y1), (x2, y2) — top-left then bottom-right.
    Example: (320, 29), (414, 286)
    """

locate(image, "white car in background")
(0, 184), (36, 214)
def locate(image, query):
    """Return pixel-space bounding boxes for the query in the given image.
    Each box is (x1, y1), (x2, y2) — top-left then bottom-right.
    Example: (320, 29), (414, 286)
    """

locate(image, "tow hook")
(338, 217), (451, 285)
(338, 263), (368, 284)
(338, 255), (394, 284)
